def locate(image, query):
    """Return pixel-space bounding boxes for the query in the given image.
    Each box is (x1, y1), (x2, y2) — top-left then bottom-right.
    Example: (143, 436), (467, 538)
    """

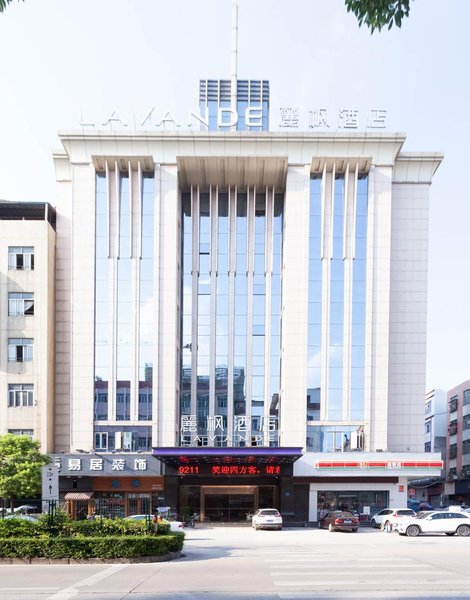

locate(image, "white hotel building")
(42, 124), (444, 523)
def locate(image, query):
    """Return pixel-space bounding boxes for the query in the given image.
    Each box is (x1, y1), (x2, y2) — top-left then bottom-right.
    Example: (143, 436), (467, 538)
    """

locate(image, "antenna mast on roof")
(231, 0), (238, 128)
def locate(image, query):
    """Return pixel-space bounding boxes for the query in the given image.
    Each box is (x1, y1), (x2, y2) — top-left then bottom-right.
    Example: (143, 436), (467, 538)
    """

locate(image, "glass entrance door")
(180, 484), (278, 523)
(201, 485), (258, 523)
(205, 493), (254, 522)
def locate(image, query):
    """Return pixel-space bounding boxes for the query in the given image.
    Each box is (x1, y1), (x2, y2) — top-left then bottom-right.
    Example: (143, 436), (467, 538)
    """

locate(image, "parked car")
(447, 505), (467, 513)
(3, 514), (38, 522)
(318, 511), (359, 532)
(124, 514), (184, 532)
(396, 510), (470, 537)
(370, 508), (416, 529)
(13, 505), (38, 514)
(252, 508), (283, 530)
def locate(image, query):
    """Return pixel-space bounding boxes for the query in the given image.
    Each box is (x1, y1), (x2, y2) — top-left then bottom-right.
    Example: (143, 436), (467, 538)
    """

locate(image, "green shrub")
(0, 519), (43, 539)
(0, 515), (182, 539)
(156, 521), (171, 535)
(0, 534), (184, 559)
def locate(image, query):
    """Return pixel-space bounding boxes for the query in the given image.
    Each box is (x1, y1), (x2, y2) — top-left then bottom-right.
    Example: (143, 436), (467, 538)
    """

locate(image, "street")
(1, 526), (470, 599)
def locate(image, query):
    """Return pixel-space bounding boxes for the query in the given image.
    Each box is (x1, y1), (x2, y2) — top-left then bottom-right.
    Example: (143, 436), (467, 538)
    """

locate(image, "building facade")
(406, 388), (447, 509)
(50, 129), (443, 522)
(425, 388), (447, 455)
(0, 202), (56, 452)
(445, 380), (470, 505)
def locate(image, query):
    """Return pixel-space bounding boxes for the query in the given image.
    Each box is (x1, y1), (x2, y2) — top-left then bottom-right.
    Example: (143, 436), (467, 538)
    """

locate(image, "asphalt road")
(1, 526), (470, 600)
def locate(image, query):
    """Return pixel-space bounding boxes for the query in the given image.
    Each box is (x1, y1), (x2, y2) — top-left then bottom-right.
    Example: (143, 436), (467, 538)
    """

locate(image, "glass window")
(8, 429), (34, 438)
(8, 338), (34, 362)
(8, 384), (34, 407)
(8, 246), (34, 270)
(95, 173), (109, 423)
(8, 292), (34, 316)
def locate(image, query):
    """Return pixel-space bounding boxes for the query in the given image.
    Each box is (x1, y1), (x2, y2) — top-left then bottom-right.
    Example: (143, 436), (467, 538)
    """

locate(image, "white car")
(3, 514), (38, 522)
(396, 510), (470, 537)
(252, 508), (282, 531)
(370, 508), (416, 529)
(124, 514), (184, 532)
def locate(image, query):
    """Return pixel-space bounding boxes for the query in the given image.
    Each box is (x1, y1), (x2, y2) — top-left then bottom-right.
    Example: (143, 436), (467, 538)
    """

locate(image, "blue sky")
(0, 0), (468, 392)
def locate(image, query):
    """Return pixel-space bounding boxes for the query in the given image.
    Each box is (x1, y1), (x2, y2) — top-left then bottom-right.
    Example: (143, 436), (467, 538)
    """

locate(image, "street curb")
(0, 550), (181, 564)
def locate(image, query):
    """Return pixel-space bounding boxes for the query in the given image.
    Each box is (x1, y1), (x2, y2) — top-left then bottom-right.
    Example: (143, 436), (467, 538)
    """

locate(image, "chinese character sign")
(279, 107), (387, 131)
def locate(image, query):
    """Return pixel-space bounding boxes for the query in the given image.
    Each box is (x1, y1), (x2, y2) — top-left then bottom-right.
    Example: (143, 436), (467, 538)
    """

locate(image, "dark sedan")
(318, 511), (359, 532)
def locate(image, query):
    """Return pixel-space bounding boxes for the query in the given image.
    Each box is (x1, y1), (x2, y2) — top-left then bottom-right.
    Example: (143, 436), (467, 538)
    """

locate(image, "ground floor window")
(317, 490), (389, 522)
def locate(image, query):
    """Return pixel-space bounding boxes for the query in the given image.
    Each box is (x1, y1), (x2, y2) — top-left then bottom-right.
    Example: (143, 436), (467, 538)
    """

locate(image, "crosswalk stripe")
(274, 574), (450, 585)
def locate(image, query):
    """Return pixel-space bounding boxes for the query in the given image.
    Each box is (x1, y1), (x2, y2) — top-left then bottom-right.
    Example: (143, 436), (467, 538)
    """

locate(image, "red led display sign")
(177, 463), (281, 476)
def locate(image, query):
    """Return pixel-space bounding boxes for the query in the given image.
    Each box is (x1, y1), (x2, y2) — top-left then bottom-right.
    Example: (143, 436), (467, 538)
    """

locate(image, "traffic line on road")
(45, 565), (128, 600)
(267, 558), (413, 563)
(273, 574), (450, 586)
(0, 588), (60, 592)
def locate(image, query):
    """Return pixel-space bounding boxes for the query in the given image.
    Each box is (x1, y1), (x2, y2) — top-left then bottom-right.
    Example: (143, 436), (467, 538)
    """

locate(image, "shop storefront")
(51, 453), (164, 519)
(152, 447), (302, 523)
(294, 453), (444, 524)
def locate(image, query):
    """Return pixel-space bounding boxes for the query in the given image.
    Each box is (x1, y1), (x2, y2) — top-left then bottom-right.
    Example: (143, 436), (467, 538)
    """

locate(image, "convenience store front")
(152, 447), (303, 523)
(294, 453), (443, 524)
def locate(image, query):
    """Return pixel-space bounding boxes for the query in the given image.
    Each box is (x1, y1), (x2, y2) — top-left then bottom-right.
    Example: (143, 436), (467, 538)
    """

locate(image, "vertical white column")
(157, 165), (180, 446)
(69, 162), (97, 452)
(366, 166), (393, 452)
(280, 165), (310, 447)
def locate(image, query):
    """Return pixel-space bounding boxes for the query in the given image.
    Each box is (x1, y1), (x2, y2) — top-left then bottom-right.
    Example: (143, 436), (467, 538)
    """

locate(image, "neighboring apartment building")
(49, 126), (443, 522)
(425, 389), (447, 455)
(0, 202), (56, 452)
(445, 380), (470, 505)
(408, 389), (447, 508)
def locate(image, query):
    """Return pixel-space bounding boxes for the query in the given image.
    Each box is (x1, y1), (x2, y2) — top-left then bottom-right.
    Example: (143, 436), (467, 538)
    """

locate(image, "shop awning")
(152, 446), (303, 467)
(64, 491), (94, 500)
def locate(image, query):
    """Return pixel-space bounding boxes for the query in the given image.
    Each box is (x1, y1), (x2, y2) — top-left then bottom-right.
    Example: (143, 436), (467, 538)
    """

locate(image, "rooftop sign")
(79, 106), (388, 132)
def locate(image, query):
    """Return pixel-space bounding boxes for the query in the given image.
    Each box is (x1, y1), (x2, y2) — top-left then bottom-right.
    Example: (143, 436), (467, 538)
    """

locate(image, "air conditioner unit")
(350, 429), (365, 451)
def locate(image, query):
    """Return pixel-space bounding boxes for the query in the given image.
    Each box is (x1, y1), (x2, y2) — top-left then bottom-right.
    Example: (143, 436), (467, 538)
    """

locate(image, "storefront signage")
(313, 459), (443, 471)
(177, 463), (282, 476)
(51, 454), (161, 476)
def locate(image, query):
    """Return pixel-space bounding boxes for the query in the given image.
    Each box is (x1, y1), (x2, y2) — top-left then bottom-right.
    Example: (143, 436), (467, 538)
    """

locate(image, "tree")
(0, 434), (50, 508)
(0, 0), (23, 12)
(345, 0), (412, 33)
(1, 0), (413, 32)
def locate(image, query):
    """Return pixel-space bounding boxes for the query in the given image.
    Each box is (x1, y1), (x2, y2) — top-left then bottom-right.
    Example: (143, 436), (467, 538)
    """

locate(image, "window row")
(8, 247), (34, 271)
(8, 384), (35, 407)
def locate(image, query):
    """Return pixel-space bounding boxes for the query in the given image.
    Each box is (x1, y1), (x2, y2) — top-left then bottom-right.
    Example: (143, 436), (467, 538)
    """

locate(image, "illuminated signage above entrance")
(177, 463), (282, 476)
